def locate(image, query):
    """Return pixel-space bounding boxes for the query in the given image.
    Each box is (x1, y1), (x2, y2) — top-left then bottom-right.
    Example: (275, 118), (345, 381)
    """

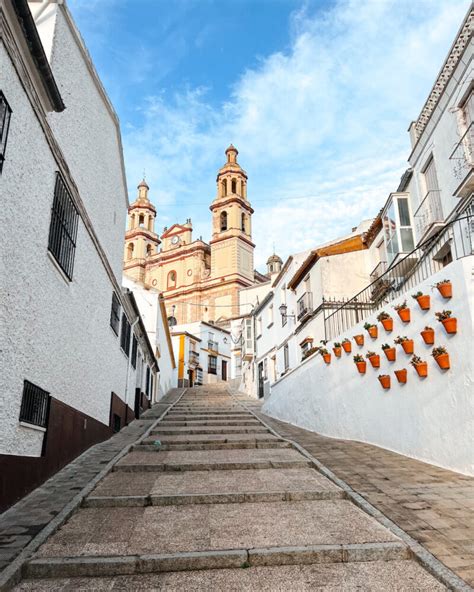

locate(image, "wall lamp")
(279, 304), (295, 320)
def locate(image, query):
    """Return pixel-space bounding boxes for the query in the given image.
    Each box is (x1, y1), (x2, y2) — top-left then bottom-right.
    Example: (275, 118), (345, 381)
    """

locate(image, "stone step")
(142, 433), (279, 445)
(15, 561), (447, 590)
(133, 440), (290, 451)
(157, 420), (261, 427)
(151, 426), (269, 435)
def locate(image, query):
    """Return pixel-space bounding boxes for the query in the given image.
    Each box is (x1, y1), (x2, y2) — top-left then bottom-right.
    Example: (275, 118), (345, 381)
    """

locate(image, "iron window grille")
(0, 91), (12, 174)
(19, 380), (50, 428)
(208, 355), (217, 375)
(110, 292), (121, 335)
(131, 336), (138, 369)
(120, 313), (131, 356)
(48, 173), (79, 280)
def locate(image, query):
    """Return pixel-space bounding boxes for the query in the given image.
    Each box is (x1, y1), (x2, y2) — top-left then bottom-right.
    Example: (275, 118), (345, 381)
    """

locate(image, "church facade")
(123, 146), (267, 324)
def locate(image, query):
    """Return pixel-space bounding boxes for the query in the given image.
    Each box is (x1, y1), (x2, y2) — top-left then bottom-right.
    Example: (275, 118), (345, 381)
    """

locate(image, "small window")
(131, 335), (138, 368)
(167, 270), (177, 288)
(110, 292), (121, 335)
(0, 91), (12, 174)
(208, 355), (217, 374)
(48, 173), (79, 280)
(145, 366), (150, 395)
(19, 380), (50, 428)
(139, 214), (145, 227)
(283, 344), (289, 371)
(220, 211), (228, 231)
(222, 178), (227, 196)
(231, 178), (237, 193)
(241, 213), (246, 232)
(120, 313), (131, 356)
(146, 244), (152, 257)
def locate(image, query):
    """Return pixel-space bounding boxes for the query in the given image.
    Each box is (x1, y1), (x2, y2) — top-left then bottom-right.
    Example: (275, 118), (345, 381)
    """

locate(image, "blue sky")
(69, 0), (470, 268)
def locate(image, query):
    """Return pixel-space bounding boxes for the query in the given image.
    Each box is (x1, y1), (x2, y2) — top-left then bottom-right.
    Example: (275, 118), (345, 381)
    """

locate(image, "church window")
(220, 211), (228, 231)
(167, 270), (177, 288)
(127, 243), (134, 260)
(222, 178), (227, 196)
(231, 178), (237, 194)
(0, 92), (12, 174)
(139, 214), (145, 227)
(146, 244), (152, 257)
(130, 214), (135, 229)
(241, 213), (246, 232)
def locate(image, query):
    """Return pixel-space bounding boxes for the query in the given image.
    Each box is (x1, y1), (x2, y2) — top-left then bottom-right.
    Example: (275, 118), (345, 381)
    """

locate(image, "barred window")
(131, 336), (138, 369)
(208, 355), (217, 375)
(0, 91), (12, 174)
(120, 313), (131, 356)
(19, 380), (50, 428)
(48, 173), (79, 280)
(110, 292), (120, 335)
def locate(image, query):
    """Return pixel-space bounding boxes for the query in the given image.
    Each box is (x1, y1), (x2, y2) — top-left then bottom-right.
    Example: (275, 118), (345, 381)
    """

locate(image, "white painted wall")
(264, 258), (474, 475)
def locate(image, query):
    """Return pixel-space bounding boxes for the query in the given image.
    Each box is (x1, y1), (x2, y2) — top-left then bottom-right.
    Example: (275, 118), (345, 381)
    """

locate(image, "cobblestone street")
(2, 385), (468, 590)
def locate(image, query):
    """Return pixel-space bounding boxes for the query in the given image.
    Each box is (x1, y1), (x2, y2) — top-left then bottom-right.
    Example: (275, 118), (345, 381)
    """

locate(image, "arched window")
(220, 211), (228, 232)
(127, 243), (134, 260)
(222, 179), (227, 197)
(241, 213), (246, 232)
(139, 214), (145, 227)
(231, 178), (237, 194)
(167, 270), (177, 288)
(146, 244), (152, 257)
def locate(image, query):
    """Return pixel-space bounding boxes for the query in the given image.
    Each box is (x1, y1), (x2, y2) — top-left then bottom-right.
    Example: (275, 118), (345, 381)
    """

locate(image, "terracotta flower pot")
(323, 353), (331, 364)
(368, 354), (380, 368)
(381, 318), (393, 332)
(384, 347), (396, 362)
(397, 308), (411, 322)
(416, 295), (430, 310)
(401, 340), (414, 354)
(437, 282), (452, 298)
(434, 353), (450, 370)
(368, 326), (378, 339)
(355, 361), (367, 374)
(342, 342), (352, 353)
(394, 369), (407, 384)
(441, 317), (457, 334)
(354, 335), (364, 346)
(414, 362), (428, 378)
(378, 375), (391, 389)
(420, 329), (435, 345)
(333, 347), (341, 358)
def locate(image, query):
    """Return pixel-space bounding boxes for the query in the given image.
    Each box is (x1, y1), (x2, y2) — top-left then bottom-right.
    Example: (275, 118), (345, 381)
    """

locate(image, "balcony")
(414, 190), (443, 243)
(208, 340), (219, 353)
(189, 350), (200, 367)
(297, 292), (313, 322)
(369, 261), (388, 283)
(450, 122), (474, 197)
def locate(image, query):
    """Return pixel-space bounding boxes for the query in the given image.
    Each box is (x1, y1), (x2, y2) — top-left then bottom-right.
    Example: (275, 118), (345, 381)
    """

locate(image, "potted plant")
(341, 338), (352, 353)
(412, 291), (430, 310)
(394, 300), (410, 322)
(394, 335), (414, 354)
(420, 326), (435, 345)
(394, 368), (407, 384)
(364, 322), (378, 339)
(320, 348), (331, 364)
(354, 334), (364, 346)
(381, 343), (396, 362)
(436, 279), (452, 299)
(333, 342), (342, 358)
(378, 374), (391, 389)
(366, 351), (380, 368)
(302, 346), (319, 360)
(377, 311), (393, 332)
(353, 354), (366, 374)
(432, 346), (450, 370)
(435, 310), (457, 334)
(411, 355), (428, 378)
(320, 339), (329, 346)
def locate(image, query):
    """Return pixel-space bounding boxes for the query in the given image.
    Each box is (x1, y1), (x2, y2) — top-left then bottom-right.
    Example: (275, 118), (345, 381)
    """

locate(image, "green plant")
(381, 343), (391, 350)
(411, 291), (424, 299)
(431, 346), (448, 358)
(394, 336), (409, 344)
(435, 310), (452, 322)
(423, 325), (433, 331)
(394, 300), (408, 311)
(342, 338), (350, 343)
(366, 351), (376, 358)
(378, 374), (389, 379)
(435, 279), (450, 287)
(320, 339), (328, 346)
(376, 311), (391, 321)
(410, 355), (424, 368)
(364, 322), (376, 330)
(319, 348), (329, 356)
(334, 342), (341, 348)
(353, 354), (364, 362)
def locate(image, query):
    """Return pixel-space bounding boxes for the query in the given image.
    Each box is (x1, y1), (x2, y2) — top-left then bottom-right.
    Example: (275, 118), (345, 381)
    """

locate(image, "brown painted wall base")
(0, 395), (133, 513)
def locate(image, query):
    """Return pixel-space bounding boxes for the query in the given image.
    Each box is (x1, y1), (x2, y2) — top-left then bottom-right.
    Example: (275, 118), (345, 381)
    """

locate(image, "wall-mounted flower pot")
(355, 361), (367, 374)
(420, 329), (435, 345)
(384, 347), (396, 362)
(354, 335), (364, 346)
(416, 295), (430, 310)
(437, 282), (452, 299)
(397, 308), (411, 323)
(381, 318), (393, 332)
(333, 347), (342, 358)
(413, 362), (428, 378)
(378, 375), (391, 389)
(434, 353), (450, 370)
(394, 369), (407, 384)
(441, 317), (457, 334)
(342, 342), (352, 353)
(368, 354), (380, 368)
(401, 340), (414, 354)
(323, 353), (331, 364)
(368, 326), (378, 339)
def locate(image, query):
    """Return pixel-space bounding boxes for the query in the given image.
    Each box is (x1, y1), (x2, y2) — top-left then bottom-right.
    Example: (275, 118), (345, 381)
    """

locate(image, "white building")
(0, 0), (153, 510)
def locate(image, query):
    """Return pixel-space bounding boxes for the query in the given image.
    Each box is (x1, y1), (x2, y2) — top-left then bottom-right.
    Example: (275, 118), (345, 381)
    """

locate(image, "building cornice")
(125, 228), (160, 243)
(209, 196), (254, 214)
(209, 234), (255, 249)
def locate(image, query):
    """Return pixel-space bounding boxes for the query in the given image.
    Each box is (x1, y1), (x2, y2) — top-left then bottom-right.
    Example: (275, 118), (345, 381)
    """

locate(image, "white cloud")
(122, 0), (470, 268)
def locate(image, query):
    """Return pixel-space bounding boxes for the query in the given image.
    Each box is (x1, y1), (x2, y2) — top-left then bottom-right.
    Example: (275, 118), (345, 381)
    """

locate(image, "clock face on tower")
(171, 235), (180, 245)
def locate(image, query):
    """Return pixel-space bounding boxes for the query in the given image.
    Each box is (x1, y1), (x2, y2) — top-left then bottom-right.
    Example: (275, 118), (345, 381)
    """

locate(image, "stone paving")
(10, 385), (454, 590)
(251, 401), (474, 588)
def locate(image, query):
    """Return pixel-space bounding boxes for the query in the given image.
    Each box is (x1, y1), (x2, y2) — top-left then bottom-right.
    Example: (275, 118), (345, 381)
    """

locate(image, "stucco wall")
(263, 258), (474, 475)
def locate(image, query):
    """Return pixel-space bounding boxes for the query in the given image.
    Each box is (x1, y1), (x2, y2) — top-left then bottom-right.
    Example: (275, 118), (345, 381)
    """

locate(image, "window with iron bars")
(0, 91), (12, 174)
(110, 292), (121, 335)
(19, 380), (50, 428)
(131, 335), (138, 369)
(120, 313), (131, 356)
(48, 173), (79, 280)
(208, 355), (217, 374)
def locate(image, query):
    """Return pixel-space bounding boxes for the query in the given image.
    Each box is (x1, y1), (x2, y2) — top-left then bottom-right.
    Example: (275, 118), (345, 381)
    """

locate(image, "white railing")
(414, 190), (443, 240)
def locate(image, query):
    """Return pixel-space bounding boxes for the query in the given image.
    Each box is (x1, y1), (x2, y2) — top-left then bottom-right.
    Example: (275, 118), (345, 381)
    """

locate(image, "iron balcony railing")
(414, 189), (443, 241)
(189, 350), (200, 366)
(297, 292), (313, 321)
(369, 261), (388, 282)
(324, 202), (473, 341)
(449, 122), (474, 182)
(208, 340), (218, 353)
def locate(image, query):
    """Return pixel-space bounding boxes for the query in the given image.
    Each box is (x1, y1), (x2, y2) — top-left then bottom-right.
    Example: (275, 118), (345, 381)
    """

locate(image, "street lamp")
(279, 303), (295, 321)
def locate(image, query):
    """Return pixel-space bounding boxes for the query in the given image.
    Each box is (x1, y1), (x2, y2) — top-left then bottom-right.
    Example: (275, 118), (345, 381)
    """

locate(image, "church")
(123, 145), (269, 325)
